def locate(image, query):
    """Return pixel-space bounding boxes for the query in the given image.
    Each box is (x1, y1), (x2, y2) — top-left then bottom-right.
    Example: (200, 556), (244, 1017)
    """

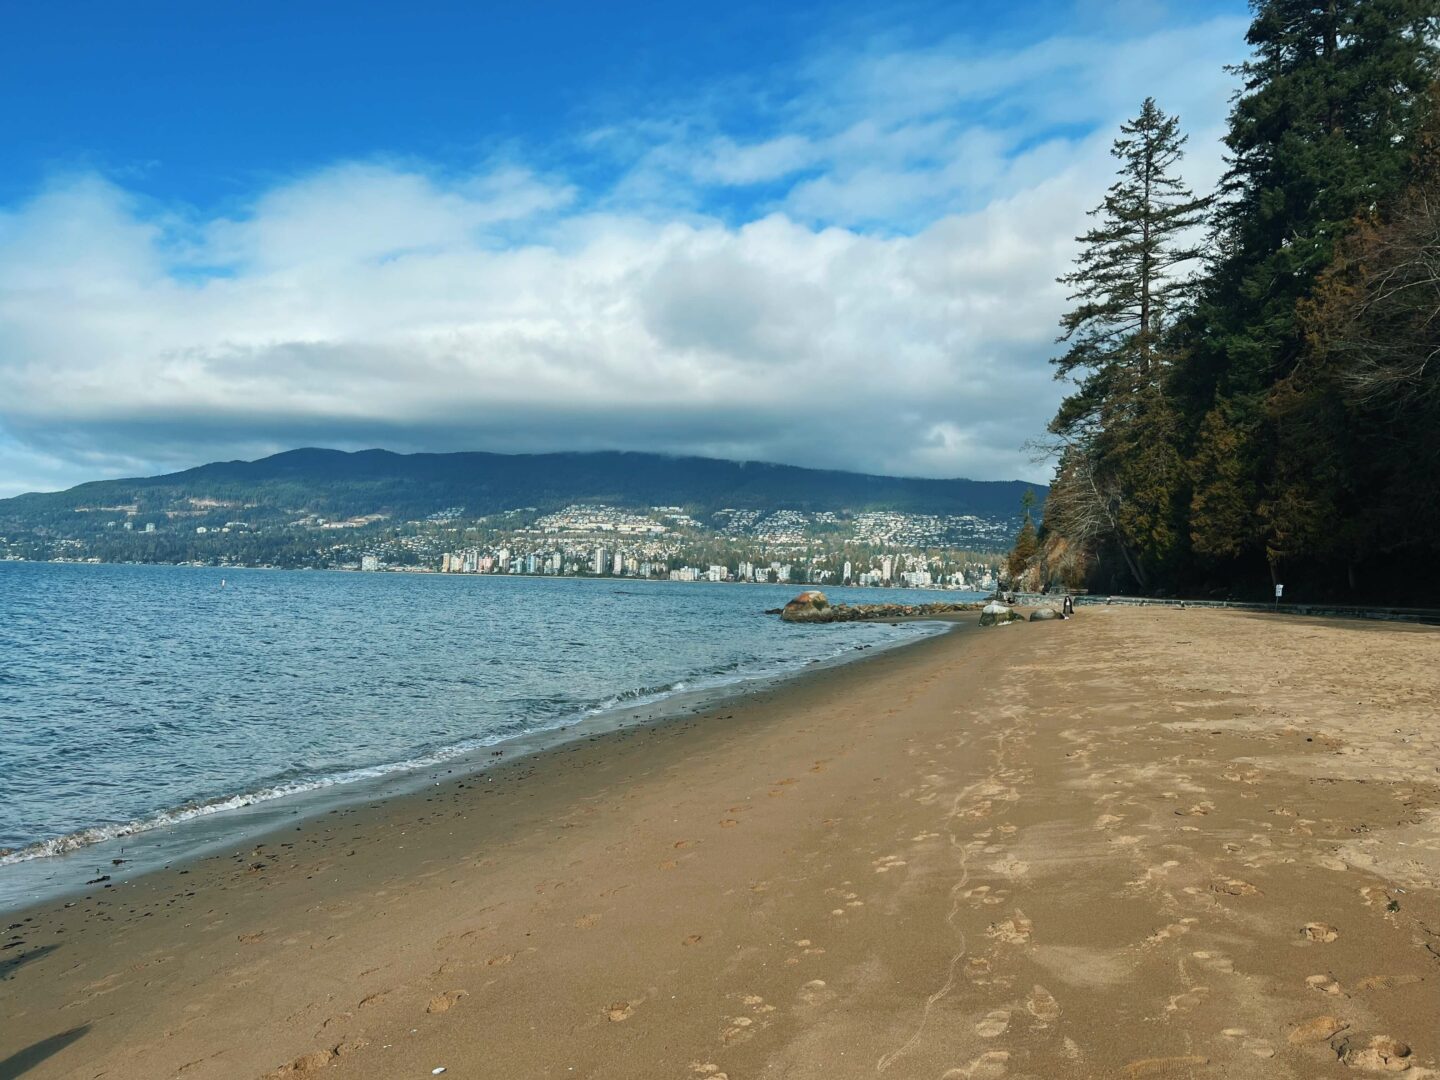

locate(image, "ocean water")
(0, 561), (970, 899)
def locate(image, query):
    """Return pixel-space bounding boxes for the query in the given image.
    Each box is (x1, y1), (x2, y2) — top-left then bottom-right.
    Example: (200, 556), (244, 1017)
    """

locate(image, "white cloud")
(0, 16), (1247, 497)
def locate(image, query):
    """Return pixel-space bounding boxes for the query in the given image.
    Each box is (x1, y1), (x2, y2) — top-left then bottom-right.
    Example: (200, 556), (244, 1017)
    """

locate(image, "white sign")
(1275, 583), (1284, 598)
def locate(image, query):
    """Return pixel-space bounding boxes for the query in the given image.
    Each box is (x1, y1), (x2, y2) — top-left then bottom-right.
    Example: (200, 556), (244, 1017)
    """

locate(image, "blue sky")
(0, 0), (1250, 495)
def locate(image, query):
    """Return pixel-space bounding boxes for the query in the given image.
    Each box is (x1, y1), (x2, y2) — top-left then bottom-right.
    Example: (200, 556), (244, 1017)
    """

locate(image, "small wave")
(0, 620), (946, 867)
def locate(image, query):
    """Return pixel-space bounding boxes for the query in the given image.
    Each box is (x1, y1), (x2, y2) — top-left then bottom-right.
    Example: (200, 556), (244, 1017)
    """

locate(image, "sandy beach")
(3, 606), (1438, 1080)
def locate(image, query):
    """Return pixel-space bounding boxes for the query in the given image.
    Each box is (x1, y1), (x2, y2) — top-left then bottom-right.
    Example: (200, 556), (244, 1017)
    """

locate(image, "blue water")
(0, 562), (970, 875)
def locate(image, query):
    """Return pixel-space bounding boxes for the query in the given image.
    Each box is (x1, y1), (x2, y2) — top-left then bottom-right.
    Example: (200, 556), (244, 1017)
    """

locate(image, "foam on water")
(0, 564), (964, 887)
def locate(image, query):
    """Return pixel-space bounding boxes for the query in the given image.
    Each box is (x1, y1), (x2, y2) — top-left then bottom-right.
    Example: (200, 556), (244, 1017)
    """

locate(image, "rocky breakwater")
(771, 590), (988, 624)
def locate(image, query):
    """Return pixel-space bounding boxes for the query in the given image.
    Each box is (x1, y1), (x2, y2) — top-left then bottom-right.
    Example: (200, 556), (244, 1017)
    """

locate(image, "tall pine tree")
(1178, 0), (1439, 586)
(1048, 98), (1207, 588)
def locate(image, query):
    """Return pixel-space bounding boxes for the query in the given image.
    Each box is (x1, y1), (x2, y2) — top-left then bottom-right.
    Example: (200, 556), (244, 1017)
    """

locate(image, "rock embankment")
(771, 590), (989, 623)
(769, 591), (1074, 625)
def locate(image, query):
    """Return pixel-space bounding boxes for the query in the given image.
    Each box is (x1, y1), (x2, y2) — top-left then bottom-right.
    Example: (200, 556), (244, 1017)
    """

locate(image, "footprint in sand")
(941, 1050), (1010, 1079)
(1210, 878), (1261, 897)
(606, 1001), (634, 1022)
(1221, 1028), (1276, 1059)
(988, 856), (1029, 879)
(573, 914), (600, 929)
(426, 990), (467, 1014)
(1191, 950), (1234, 974)
(798, 979), (835, 1007)
(1334, 1034), (1412, 1071)
(1306, 973), (1342, 995)
(1146, 918), (1198, 945)
(683, 934), (703, 946)
(1287, 1015), (1348, 1044)
(690, 1063), (729, 1079)
(975, 1009), (1011, 1037)
(987, 911), (1033, 945)
(1026, 984), (1061, 1024)
(1354, 974), (1422, 992)
(1165, 986), (1209, 1013)
(1122, 1056), (1209, 1078)
(1127, 861), (1181, 889)
(267, 1048), (337, 1076)
(721, 1015), (755, 1043)
(962, 885), (1009, 907)
(1302, 922), (1340, 943)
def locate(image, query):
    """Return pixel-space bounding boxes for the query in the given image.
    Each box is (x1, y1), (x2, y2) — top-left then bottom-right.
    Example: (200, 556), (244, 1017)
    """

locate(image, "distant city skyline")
(0, 1), (1249, 497)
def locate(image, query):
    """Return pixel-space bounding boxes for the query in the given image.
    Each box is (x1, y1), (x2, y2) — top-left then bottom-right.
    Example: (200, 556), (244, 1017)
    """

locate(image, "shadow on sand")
(0, 943), (59, 982)
(0, 1025), (91, 1080)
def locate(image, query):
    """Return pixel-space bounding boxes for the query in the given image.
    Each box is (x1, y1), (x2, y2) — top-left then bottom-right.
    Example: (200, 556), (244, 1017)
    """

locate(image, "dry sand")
(2, 606), (1438, 1080)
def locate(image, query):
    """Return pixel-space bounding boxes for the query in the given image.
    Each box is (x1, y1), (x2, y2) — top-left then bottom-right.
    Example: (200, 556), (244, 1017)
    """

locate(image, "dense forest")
(1016, 0), (1440, 603)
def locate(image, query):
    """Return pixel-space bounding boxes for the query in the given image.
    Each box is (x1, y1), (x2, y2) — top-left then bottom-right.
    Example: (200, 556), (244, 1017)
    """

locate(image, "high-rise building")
(593, 547), (606, 574)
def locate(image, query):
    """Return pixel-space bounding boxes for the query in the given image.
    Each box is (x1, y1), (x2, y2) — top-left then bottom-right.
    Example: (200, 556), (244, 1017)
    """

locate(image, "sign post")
(1274, 582), (1283, 611)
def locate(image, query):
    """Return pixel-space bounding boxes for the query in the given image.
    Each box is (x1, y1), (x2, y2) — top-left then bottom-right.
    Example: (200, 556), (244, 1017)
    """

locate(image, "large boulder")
(780, 590), (831, 622)
(1029, 607), (1062, 621)
(979, 601), (1022, 627)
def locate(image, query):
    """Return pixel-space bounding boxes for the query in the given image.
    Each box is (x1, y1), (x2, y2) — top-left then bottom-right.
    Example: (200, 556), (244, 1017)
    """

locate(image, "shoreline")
(1, 556), (991, 592)
(0, 611), (958, 913)
(4, 606), (1437, 1080)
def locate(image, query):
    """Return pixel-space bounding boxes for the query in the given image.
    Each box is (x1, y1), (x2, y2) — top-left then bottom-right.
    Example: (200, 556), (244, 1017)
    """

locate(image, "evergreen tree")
(1179, 0), (1439, 585)
(1007, 493), (1039, 584)
(1047, 98), (1206, 586)
(1054, 98), (1209, 401)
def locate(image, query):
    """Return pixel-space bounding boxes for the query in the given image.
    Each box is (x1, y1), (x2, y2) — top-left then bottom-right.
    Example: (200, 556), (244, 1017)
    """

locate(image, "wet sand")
(2, 607), (1438, 1080)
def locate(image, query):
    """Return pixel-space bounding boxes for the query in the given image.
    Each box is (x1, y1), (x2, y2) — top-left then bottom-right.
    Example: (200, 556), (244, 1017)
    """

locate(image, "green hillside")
(0, 448), (1045, 528)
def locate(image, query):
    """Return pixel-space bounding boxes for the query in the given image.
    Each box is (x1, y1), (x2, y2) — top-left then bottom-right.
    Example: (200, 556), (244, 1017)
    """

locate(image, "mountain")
(0, 448), (1045, 527)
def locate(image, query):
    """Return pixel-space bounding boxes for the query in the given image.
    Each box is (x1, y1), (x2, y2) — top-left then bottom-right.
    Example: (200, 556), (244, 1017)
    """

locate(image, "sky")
(0, 0), (1252, 497)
